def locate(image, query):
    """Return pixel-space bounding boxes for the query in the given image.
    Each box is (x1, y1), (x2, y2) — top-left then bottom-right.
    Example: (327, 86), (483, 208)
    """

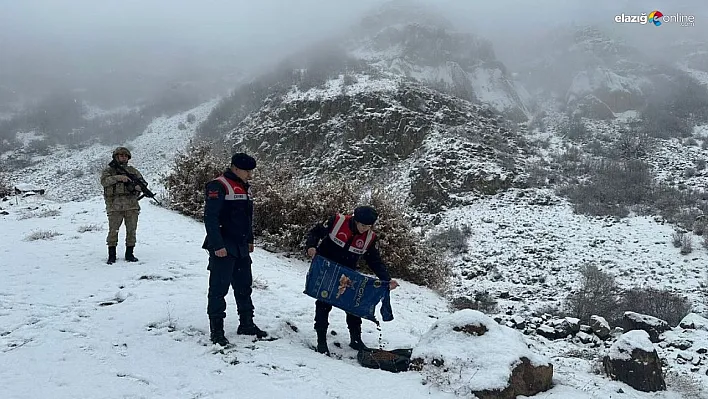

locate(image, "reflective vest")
(328, 214), (375, 255)
(215, 175), (251, 201)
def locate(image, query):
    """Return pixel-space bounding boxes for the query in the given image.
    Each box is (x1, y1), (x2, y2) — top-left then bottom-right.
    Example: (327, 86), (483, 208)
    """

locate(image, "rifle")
(109, 159), (161, 205)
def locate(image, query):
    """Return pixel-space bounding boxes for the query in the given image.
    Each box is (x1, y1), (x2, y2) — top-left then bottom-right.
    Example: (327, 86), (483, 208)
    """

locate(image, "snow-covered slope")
(229, 76), (528, 206)
(3, 99), (218, 202)
(1, 194), (705, 398)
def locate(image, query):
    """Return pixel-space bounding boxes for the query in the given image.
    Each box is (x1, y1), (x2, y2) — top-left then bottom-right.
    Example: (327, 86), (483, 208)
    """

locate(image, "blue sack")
(304, 255), (393, 322)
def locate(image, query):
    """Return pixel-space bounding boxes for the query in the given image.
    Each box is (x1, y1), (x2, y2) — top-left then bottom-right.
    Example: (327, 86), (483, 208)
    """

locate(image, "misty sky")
(1, 0), (705, 107)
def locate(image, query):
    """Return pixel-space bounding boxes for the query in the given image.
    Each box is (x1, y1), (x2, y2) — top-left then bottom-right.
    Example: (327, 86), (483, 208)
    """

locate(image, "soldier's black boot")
(316, 328), (330, 355)
(125, 246), (139, 262)
(349, 329), (370, 351)
(237, 317), (268, 338)
(209, 318), (229, 346)
(107, 246), (117, 264)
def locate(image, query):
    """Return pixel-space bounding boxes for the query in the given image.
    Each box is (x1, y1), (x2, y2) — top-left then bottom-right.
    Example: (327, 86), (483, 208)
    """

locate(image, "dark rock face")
(622, 312), (670, 343)
(603, 347), (666, 392)
(473, 357), (553, 399)
(230, 81), (527, 206)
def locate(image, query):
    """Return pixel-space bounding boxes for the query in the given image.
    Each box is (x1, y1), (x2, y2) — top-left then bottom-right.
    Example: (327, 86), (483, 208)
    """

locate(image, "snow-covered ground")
(438, 188), (708, 316)
(1, 194), (704, 399)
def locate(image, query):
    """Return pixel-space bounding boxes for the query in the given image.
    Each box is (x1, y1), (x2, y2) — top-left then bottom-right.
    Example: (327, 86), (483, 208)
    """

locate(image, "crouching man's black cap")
(353, 206), (378, 225)
(231, 153), (257, 170)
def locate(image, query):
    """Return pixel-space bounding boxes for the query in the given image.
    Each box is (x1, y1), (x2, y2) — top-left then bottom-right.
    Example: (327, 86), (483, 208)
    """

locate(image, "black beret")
(353, 206), (378, 225)
(231, 153), (257, 170)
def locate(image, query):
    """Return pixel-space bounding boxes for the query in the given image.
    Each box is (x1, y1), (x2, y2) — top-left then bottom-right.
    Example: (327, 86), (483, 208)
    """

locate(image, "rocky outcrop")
(412, 310), (553, 398)
(230, 79), (528, 207)
(603, 330), (666, 392)
(622, 311), (670, 343)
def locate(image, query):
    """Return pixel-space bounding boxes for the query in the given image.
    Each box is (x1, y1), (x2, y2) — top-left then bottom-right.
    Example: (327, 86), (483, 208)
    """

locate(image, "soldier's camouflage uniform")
(101, 148), (143, 248)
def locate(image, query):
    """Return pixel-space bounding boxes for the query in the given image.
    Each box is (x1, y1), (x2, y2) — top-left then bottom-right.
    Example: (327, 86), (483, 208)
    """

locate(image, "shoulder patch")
(207, 190), (220, 199)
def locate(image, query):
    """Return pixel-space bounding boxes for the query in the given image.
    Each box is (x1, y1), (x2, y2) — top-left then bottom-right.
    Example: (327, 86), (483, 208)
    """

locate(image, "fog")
(1, 0), (706, 109)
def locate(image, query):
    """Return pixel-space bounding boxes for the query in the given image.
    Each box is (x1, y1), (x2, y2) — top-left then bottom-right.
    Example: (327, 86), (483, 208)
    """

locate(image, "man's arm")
(363, 239), (392, 281)
(203, 180), (226, 251)
(100, 167), (124, 187)
(306, 216), (334, 248)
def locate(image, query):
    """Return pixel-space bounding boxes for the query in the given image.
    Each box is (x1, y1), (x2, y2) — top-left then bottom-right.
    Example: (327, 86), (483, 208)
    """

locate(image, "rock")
(679, 313), (708, 331)
(564, 317), (581, 334)
(603, 330), (666, 392)
(590, 315), (611, 340)
(622, 312), (670, 343)
(511, 315), (526, 330)
(577, 331), (595, 344)
(667, 339), (693, 350)
(473, 357), (553, 399)
(412, 309), (553, 398)
(536, 324), (558, 340)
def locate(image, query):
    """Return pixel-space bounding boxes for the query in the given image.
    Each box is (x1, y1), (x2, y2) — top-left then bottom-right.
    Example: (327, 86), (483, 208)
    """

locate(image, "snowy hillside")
(2, 99), (219, 202)
(2, 194), (707, 399)
(229, 76), (528, 205)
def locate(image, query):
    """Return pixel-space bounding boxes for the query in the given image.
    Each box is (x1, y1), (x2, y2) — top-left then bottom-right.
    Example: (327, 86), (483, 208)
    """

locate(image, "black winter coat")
(305, 215), (391, 281)
(202, 170), (253, 258)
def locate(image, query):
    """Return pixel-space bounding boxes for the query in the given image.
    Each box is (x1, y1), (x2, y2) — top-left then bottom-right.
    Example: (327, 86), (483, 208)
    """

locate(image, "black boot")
(209, 318), (229, 346)
(125, 246), (139, 262)
(237, 318), (268, 338)
(107, 246), (117, 264)
(349, 329), (370, 351)
(316, 329), (330, 355)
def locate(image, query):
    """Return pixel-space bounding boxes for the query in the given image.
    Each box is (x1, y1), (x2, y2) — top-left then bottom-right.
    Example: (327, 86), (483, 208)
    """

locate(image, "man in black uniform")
(203, 152), (267, 346)
(305, 206), (399, 354)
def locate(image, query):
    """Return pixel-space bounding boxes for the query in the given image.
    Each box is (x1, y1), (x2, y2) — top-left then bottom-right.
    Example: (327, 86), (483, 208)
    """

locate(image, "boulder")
(603, 330), (665, 392)
(622, 311), (670, 343)
(412, 309), (553, 398)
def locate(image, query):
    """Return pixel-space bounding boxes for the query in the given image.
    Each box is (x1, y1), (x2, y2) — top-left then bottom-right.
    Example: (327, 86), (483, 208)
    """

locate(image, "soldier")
(306, 205), (399, 354)
(100, 147), (144, 264)
(203, 152), (268, 346)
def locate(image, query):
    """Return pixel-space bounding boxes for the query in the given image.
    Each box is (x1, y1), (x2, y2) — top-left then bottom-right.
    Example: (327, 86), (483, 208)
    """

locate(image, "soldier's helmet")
(112, 147), (132, 159)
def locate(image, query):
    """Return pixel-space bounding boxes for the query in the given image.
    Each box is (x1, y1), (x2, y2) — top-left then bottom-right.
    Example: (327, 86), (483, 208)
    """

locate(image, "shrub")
(671, 231), (685, 248)
(427, 225), (471, 255)
(18, 208), (61, 220)
(24, 230), (61, 241)
(565, 264), (621, 323)
(560, 159), (652, 218)
(684, 137), (698, 147)
(612, 128), (652, 160)
(562, 114), (588, 141)
(26, 138), (52, 155)
(693, 217), (707, 236)
(368, 189), (450, 290)
(0, 164), (11, 197)
(162, 141), (227, 219)
(680, 233), (693, 255)
(619, 287), (691, 327)
(252, 162), (360, 252)
(77, 224), (103, 233)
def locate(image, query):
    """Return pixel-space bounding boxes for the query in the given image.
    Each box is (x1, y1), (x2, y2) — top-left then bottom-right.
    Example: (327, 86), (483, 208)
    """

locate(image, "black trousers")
(207, 254), (254, 321)
(314, 300), (362, 333)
